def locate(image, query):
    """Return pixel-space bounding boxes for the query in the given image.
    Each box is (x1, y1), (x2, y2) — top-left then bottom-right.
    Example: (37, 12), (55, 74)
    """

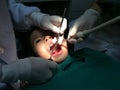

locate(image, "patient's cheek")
(36, 45), (51, 59)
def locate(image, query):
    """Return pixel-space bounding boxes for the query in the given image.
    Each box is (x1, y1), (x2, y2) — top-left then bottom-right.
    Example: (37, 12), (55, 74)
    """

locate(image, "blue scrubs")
(7, 0), (40, 31)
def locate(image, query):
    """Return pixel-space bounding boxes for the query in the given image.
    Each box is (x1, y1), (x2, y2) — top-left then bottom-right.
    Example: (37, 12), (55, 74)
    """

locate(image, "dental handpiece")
(75, 16), (120, 39)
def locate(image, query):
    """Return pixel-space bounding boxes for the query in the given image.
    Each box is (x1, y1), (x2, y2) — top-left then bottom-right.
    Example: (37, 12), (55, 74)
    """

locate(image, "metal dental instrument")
(48, 8), (67, 60)
(73, 16), (120, 39)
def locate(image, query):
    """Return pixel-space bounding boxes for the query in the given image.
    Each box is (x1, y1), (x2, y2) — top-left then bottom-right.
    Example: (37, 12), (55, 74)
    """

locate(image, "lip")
(50, 45), (63, 57)
(52, 48), (63, 57)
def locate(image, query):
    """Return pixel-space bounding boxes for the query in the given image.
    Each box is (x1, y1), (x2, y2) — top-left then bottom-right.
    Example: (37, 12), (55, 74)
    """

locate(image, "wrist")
(29, 12), (47, 27)
(91, 2), (102, 14)
(84, 8), (100, 18)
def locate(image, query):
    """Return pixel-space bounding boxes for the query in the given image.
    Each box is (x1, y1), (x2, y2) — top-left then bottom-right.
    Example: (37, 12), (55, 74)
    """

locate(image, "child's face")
(32, 30), (68, 63)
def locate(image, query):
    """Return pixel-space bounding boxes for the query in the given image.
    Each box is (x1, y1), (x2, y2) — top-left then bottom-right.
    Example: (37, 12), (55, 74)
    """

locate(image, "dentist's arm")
(7, 0), (67, 34)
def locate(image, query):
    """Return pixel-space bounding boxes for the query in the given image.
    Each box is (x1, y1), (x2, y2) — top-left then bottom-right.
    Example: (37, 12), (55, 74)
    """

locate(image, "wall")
(68, 0), (95, 21)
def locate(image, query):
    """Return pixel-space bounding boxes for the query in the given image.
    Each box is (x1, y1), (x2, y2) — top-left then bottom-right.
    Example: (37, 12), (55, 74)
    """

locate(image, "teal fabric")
(21, 48), (120, 90)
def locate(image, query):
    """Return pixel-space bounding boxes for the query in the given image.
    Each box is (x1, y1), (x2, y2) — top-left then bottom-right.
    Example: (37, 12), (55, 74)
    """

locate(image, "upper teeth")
(49, 37), (57, 51)
(50, 43), (53, 48)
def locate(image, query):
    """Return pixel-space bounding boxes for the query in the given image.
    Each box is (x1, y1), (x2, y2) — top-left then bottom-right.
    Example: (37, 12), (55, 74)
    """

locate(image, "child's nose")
(45, 36), (52, 42)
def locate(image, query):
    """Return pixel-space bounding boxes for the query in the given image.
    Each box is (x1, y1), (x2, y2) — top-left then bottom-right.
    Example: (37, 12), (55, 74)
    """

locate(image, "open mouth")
(49, 43), (62, 55)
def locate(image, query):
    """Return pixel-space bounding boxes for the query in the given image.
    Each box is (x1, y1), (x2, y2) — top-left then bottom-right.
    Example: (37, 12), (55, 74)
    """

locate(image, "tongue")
(50, 45), (61, 54)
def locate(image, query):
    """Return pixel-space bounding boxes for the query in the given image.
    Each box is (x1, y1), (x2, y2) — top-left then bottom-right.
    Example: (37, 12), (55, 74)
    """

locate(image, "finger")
(58, 35), (64, 45)
(50, 16), (67, 34)
(59, 18), (67, 34)
(50, 15), (63, 23)
(67, 15), (86, 39)
(76, 38), (84, 43)
(52, 37), (57, 44)
(67, 25), (78, 39)
(47, 60), (58, 71)
(67, 38), (77, 44)
(44, 22), (60, 33)
(75, 31), (84, 39)
(67, 35), (84, 44)
(67, 29), (84, 42)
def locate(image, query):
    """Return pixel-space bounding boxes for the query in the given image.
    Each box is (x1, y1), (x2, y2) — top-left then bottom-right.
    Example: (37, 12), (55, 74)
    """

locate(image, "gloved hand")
(67, 8), (100, 44)
(0, 57), (58, 84)
(29, 12), (67, 44)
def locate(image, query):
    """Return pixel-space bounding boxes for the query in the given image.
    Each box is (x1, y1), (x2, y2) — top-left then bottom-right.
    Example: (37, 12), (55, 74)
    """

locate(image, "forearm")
(7, 0), (41, 31)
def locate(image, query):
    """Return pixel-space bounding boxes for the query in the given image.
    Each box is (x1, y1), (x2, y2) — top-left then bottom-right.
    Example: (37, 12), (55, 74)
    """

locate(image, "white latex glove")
(67, 9), (100, 44)
(52, 35), (64, 45)
(0, 57), (58, 84)
(29, 12), (67, 44)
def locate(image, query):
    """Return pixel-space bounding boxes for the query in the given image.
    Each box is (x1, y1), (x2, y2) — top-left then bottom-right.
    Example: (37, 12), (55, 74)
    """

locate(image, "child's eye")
(36, 39), (41, 43)
(35, 38), (42, 44)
